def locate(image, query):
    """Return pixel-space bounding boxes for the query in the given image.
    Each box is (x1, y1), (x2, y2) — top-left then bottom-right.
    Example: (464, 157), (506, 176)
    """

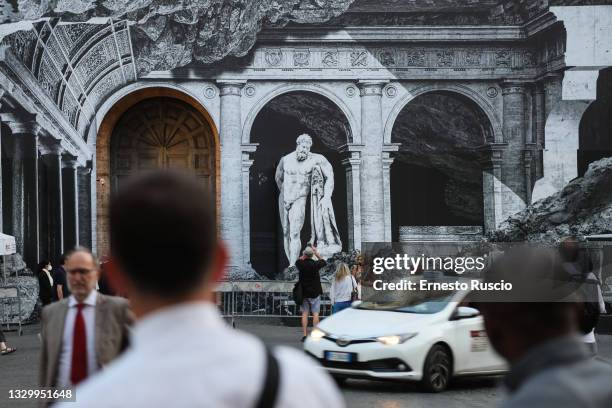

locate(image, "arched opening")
(249, 91), (350, 277)
(110, 97), (216, 192)
(578, 68), (612, 177)
(96, 87), (219, 257)
(390, 91), (490, 241)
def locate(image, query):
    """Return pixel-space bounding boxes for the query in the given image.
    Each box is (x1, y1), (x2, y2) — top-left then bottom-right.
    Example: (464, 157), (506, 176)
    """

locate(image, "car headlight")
(376, 333), (417, 346)
(310, 328), (327, 341)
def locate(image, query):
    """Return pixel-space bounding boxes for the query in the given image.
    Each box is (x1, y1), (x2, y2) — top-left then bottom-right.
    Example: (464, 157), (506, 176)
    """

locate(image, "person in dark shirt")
(295, 245), (326, 341)
(53, 255), (71, 300)
(37, 260), (55, 306)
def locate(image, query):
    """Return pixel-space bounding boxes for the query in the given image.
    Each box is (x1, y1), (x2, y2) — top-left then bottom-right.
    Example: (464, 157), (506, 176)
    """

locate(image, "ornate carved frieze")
(251, 45), (541, 73)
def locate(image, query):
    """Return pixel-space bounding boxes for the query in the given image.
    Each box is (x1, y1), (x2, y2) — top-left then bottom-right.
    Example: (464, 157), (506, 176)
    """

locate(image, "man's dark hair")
(109, 171), (217, 297)
(480, 247), (579, 336)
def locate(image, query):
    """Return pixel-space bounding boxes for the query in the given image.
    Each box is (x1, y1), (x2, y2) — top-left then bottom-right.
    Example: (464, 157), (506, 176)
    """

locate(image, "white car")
(303, 288), (507, 392)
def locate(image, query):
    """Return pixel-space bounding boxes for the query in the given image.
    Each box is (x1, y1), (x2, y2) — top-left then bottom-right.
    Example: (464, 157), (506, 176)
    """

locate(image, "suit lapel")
(49, 301), (69, 386)
(94, 294), (107, 367)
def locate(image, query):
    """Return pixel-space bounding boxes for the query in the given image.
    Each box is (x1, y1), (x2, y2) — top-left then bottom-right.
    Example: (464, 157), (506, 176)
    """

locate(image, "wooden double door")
(110, 97), (216, 196)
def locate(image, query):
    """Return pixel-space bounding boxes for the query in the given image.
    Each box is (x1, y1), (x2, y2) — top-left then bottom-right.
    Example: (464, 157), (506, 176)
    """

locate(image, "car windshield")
(356, 290), (454, 314)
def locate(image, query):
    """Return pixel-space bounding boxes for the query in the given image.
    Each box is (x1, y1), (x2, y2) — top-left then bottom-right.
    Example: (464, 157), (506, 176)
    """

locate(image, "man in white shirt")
(59, 171), (344, 408)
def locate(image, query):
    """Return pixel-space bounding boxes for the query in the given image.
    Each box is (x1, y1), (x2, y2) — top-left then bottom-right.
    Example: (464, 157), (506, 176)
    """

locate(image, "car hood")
(318, 307), (442, 338)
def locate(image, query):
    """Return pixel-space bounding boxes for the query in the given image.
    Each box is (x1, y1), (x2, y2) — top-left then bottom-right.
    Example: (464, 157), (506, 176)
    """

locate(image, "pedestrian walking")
(330, 263), (357, 313)
(558, 236), (607, 355)
(37, 260), (55, 306)
(53, 255), (71, 300)
(0, 329), (16, 355)
(56, 170), (344, 408)
(480, 247), (612, 408)
(40, 247), (133, 391)
(296, 245), (326, 341)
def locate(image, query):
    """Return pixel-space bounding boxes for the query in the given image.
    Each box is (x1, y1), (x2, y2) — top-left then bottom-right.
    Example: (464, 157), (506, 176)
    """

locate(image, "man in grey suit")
(480, 247), (612, 408)
(40, 247), (133, 389)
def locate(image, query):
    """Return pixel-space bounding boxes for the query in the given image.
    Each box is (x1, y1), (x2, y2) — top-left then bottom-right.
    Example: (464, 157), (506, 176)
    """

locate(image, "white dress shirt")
(330, 275), (357, 304)
(57, 291), (98, 388)
(59, 302), (344, 408)
(44, 269), (54, 287)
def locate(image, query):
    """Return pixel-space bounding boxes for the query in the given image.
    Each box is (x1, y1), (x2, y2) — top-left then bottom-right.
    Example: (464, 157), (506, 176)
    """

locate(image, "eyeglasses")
(67, 268), (96, 275)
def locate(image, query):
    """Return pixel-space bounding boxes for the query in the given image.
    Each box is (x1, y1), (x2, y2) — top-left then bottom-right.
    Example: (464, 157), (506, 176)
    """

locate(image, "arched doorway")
(578, 68), (612, 177)
(96, 88), (219, 257)
(110, 97), (216, 192)
(390, 91), (490, 241)
(249, 91), (351, 276)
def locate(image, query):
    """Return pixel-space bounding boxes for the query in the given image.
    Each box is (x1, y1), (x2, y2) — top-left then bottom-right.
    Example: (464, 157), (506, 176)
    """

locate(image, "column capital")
(217, 80), (247, 96)
(39, 138), (64, 156)
(240, 142), (259, 154)
(62, 155), (79, 169)
(500, 81), (528, 95)
(357, 80), (389, 96)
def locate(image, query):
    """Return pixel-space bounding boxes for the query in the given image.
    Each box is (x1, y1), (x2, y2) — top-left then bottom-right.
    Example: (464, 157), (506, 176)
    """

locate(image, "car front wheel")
(421, 344), (451, 392)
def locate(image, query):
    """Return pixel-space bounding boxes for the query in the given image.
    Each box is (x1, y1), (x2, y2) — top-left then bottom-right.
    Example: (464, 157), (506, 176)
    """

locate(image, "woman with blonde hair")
(330, 263), (358, 313)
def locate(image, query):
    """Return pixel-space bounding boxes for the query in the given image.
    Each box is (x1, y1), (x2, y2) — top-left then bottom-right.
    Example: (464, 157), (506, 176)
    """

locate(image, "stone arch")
(95, 86), (220, 256)
(388, 87), (496, 238)
(242, 83), (358, 144)
(384, 84), (502, 145)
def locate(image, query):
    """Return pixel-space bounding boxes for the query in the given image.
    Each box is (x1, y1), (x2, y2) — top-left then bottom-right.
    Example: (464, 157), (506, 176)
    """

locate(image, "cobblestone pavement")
(1, 320), (610, 408)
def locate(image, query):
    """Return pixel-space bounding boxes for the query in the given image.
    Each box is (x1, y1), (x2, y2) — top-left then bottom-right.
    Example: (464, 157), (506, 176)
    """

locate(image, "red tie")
(70, 303), (88, 385)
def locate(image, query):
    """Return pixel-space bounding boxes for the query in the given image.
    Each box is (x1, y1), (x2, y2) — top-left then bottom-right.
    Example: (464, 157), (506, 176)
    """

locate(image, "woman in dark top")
(37, 260), (54, 306)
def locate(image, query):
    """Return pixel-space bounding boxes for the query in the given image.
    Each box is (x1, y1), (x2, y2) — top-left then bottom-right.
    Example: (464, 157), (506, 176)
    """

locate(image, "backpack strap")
(255, 345), (280, 408)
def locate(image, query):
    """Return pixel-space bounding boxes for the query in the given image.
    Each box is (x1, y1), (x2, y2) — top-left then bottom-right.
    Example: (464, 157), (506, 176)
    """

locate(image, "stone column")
(5, 121), (41, 269)
(62, 157), (79, 251)
(382, 144), (399, 242)
(500, 82), (528, 219)
(241, 143), (257, 271)
(340, 144), (364, 251)
(543, 73), (563, 120)
(534, 82), (546, 181)
(479, 144), (506, 232)
(218, 80), (246, 277)
(41, 143), (64, 262)
(358, 80), (388, 244)
(77, 164), (92, 249)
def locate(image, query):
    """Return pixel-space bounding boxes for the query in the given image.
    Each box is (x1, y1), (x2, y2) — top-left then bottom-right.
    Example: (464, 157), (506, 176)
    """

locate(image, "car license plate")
(325, 351), (354, 363)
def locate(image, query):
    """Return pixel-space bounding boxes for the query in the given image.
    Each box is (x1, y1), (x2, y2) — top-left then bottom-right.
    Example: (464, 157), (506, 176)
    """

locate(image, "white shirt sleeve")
(274, 347), (345, 408)
(330, 279), (336, 304)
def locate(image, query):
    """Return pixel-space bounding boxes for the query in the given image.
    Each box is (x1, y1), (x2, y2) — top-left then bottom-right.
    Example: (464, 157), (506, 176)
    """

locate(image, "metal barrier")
(0, 286), (22, 335)
(216, 281), (332, 325)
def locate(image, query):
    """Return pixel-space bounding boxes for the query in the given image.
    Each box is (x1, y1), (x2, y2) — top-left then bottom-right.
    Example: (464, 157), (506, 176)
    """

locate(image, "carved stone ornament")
(350, 51), (368, 67)
(406, 51), (426, 67)
(293, 49), (311, 67)
(322, 51), (339, 67)
(436, 51), (454, 67)
(345, 86), (357, 97)
(265, 49), (283, 66)
(204, 86), (216, 99)
(244, 85), (256, 97)
(465, 51), (482, 66)
(486, 87), (499, 98)
(495, 50), (512, 67)
(379, 50), (396, 66)
(385, 85), (397, 98)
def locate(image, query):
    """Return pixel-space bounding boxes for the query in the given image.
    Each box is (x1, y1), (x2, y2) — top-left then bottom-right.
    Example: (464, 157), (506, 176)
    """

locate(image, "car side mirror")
(453, 306), (480, 320)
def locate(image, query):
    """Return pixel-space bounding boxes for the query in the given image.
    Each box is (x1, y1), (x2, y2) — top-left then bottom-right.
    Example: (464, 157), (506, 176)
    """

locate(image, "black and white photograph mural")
(0, 3), (612, 404)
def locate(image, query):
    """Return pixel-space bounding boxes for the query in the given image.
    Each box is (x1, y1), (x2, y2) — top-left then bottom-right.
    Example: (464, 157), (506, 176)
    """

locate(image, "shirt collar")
(132, 302), (225, 347)
(69, 290), (98, 308)
(504, 335), (590, 392)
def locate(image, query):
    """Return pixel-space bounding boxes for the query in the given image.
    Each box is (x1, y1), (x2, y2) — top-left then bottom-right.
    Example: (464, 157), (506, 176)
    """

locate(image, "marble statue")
(275, 134), (342, 265)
